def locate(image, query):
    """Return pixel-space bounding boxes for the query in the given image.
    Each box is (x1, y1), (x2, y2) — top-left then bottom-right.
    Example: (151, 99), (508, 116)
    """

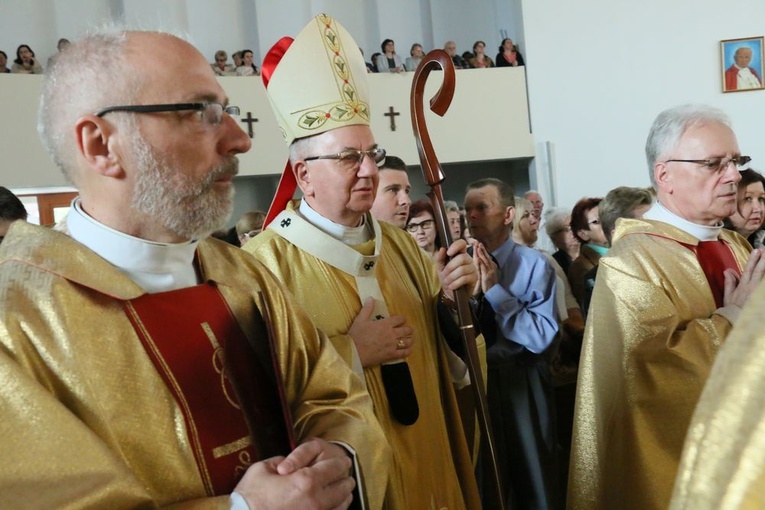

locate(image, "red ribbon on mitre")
(261, 37), (297, 228)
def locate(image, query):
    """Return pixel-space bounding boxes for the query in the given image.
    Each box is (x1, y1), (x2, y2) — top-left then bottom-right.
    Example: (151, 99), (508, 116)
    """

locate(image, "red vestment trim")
(262, 36), (293, 87)
(679, 239), (741, 308)
(264, 161), (297, 228)
(261, 36), (298, 228)
(123, 283), (292, 495)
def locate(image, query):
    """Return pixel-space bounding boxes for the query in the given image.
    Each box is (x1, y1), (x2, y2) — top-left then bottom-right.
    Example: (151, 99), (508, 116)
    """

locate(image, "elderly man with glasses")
(243, 15), (481, 510)
(569, 104), (765, 510)
(0, 28), (391, 509)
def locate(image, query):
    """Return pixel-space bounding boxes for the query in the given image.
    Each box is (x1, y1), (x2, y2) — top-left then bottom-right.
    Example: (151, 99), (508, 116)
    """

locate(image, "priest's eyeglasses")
(664, 155), (751, 173)
(304, 148), (387, 170)
(95, 102), (241, 126)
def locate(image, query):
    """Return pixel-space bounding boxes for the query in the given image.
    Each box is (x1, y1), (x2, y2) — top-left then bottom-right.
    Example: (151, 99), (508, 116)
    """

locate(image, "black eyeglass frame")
(94, 102), (240, 123)
(303, 148), (387, 167)
(405, 219), (436, 233)
(664, 155), (752, 171)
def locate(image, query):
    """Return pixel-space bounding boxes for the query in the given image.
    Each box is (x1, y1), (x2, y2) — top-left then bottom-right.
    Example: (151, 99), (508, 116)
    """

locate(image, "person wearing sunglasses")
(0, 28), (389, 510)
(243, 15), (481, 510)
(210, 49), (235, 76)
(570, 104), (765, 510)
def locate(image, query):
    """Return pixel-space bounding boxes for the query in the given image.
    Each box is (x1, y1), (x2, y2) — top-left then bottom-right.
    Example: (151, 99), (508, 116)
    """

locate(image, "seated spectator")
(236, 49), (259, 76)
(468, 41), (494, 68)
(580, 187), (654, 315)
(568, 197), (606, 307)
(369, 52), (381, 72)
(360, 48), (375, 73)
(374, 39), (404, 73)
(0, 186), (28, 244)
(444, 200), (465, 241)
(236, 210), (266, 246)
(11, 44), (43, 74)
(496, 37), (525, 67)
(405, 43), (424, 71)
(444, 41), (467, 69)
(0, 51), (9, 73)
(232, 50), (243, 68)
(546, 207), (580, 276)
(210, 50), (235, 76)
(724, 169), (765, 248)
(406, 199), (439, 258)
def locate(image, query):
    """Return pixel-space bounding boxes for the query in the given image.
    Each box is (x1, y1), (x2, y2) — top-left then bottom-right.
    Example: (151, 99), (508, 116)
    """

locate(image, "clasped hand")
(234, 438), (355, 510)
(471, 241), (498, 295)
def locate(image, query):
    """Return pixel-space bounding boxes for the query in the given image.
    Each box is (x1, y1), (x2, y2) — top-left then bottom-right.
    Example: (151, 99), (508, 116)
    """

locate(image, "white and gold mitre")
(262, 13), (371, 144)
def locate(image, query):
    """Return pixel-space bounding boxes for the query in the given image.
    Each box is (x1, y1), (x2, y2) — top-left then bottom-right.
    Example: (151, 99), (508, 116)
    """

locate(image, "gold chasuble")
(670, 279), (765, 510)
(568, 219), (751, 510)
(0, 221), (388, 509)
(244, 202), (481, 510)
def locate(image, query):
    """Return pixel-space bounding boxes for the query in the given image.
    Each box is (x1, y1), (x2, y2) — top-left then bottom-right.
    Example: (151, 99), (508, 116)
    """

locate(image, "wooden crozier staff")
(410, 50), (506, 510)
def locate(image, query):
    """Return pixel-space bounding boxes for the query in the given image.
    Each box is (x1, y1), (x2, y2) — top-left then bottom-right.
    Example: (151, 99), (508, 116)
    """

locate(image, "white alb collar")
(299, 199), (371, 245)
(643, 201), (722, 241)
(67, 198), (200, 292)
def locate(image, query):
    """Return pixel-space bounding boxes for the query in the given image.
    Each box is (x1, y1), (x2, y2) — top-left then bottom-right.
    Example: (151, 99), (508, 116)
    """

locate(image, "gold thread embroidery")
(212, 435), (252, 459)
(201, 322), (242, 410)
(234, 450), (254, 477)
(297, 14), (369, 131)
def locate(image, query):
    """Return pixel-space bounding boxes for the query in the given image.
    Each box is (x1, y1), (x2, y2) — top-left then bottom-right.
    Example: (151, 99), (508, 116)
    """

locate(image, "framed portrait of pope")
(721, 36), (764, 93)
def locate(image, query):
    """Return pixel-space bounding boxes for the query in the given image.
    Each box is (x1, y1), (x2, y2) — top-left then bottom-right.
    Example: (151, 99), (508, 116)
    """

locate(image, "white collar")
(67, 198), (200, 292)
(299, 199), (372, 245)
(643, 201), (722, 241)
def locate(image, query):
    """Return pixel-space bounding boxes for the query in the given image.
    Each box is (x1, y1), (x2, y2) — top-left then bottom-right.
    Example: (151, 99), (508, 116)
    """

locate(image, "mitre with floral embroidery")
(260, 14), (371, 224)
(262, 13), (370, 144)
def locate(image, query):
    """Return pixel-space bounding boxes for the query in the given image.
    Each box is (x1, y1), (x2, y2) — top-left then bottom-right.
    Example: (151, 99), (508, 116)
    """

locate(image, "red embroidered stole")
(122, 283), (293, 495)
(680, 239), (741, 307)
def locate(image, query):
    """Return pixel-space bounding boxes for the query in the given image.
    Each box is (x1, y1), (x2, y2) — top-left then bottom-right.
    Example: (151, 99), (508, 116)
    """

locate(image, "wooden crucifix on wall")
(384, 106), (400, 131)
(240, 112), (259, 138)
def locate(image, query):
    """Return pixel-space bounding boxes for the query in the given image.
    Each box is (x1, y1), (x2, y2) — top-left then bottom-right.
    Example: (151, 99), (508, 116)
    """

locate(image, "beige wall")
(1, 67), (533, 190)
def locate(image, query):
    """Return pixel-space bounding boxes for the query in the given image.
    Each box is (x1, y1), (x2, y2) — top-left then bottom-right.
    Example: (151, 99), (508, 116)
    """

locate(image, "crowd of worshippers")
(3, 14), (765, 510)
(209, 37), (526, 76)
(1, 36), (523, 76)
(0, 39), (70, 74)
(365, 37), (525, 72)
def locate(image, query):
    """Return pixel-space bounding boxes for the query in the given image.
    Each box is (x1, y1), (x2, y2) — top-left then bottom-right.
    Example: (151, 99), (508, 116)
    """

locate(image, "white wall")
(523, 0), (765, 209)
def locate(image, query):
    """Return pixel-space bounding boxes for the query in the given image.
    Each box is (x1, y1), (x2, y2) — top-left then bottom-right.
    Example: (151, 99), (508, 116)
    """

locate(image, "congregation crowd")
(363, 37), (525, 73)
(2, 13), (764, 510)
(3, 36), (524, 77)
